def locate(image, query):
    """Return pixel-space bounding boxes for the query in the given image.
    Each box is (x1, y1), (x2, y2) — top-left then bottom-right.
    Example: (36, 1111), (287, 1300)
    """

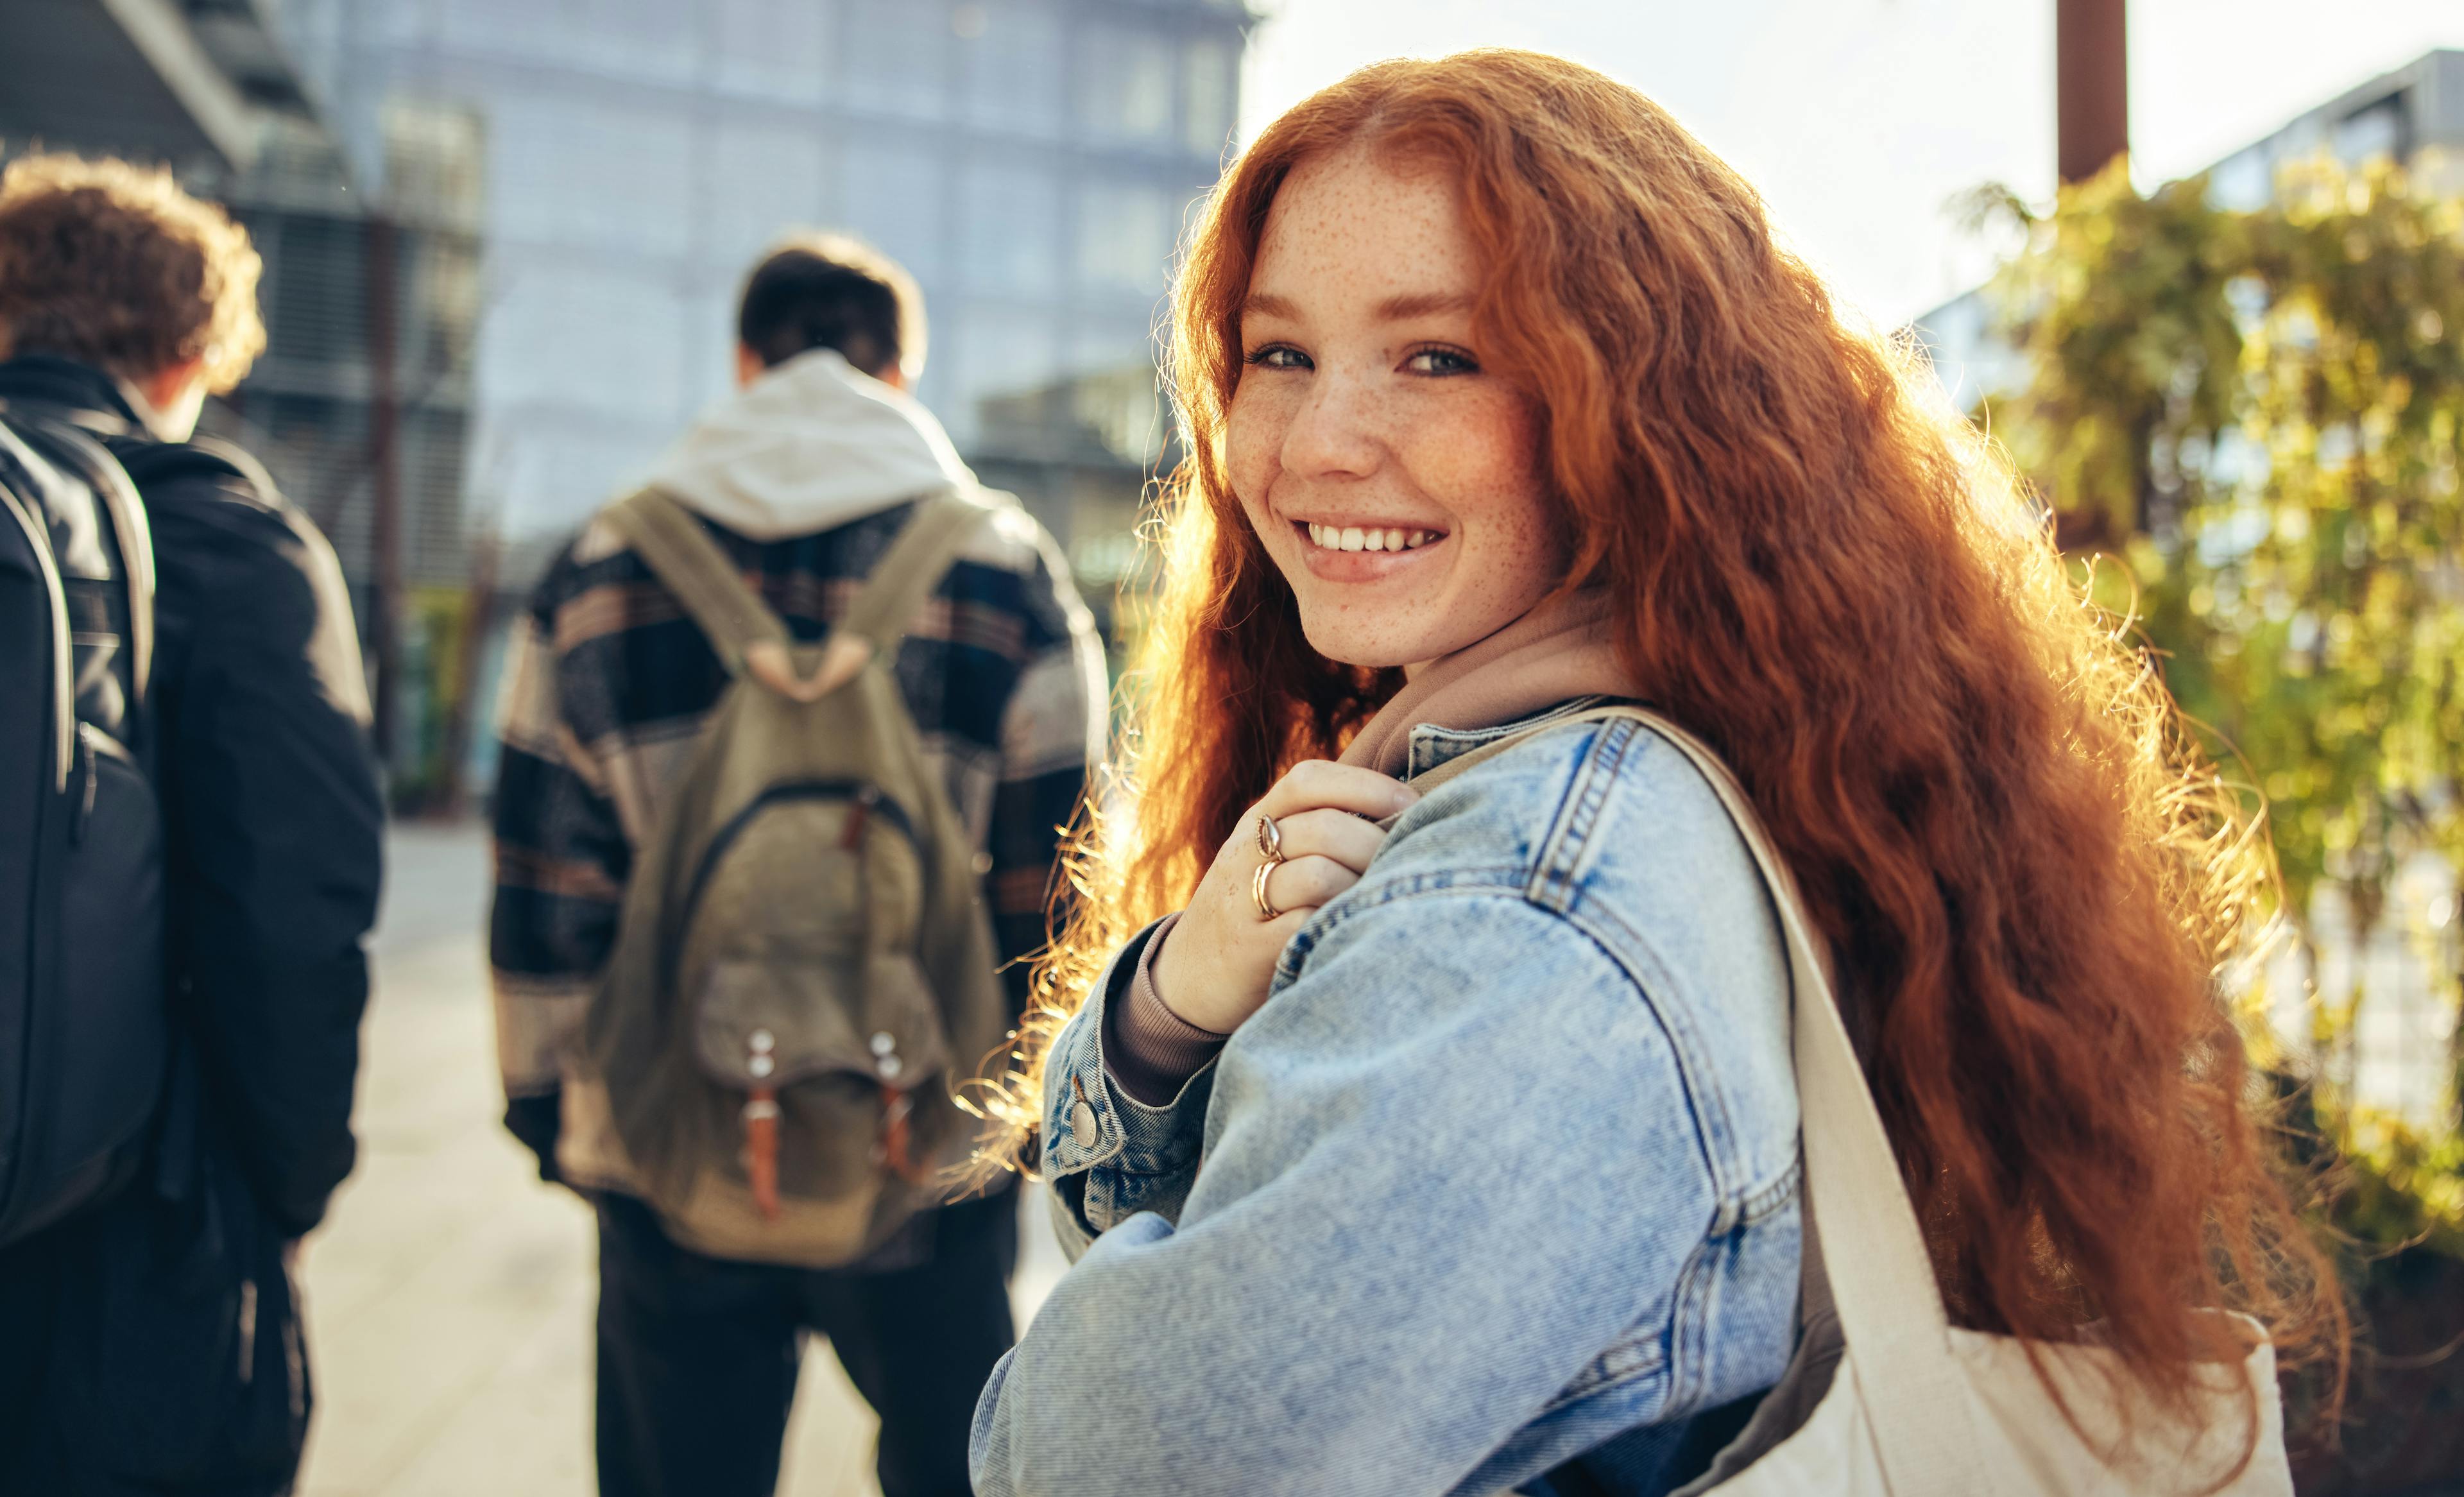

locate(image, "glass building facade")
(267, 0), (1250, 565)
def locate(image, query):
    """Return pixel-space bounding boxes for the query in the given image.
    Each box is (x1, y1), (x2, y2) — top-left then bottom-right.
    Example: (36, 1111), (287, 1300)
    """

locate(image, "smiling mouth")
(1298, 521), (1446, 554)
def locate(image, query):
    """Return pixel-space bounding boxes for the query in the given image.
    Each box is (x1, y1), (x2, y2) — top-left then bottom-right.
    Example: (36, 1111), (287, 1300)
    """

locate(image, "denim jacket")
(971, 708), (1804, 1497)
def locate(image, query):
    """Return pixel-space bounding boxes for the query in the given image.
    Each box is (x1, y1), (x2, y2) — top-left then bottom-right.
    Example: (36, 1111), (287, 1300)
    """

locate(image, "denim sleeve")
(1037, 918), (1219, 1262)
(972, 891), (1723, 1496)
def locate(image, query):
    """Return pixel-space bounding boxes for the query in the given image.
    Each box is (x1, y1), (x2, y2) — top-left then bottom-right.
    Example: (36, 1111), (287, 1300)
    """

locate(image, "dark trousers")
(0, 1226), (62, 1489)
(594, 1188), (1018, 1497)
(0, 1186), (304, 1497)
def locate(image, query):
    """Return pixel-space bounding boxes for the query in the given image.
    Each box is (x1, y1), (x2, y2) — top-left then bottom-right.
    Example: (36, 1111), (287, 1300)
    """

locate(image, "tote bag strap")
(1412, 705), (1992, 1494)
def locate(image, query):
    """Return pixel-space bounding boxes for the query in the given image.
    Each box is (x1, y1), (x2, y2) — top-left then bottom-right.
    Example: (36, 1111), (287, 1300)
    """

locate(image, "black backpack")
(0, 402), (169, 1249)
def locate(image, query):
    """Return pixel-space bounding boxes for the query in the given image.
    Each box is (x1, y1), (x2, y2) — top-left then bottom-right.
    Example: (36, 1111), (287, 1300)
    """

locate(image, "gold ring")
(1254, 812), (1283, 861)
(1252, 858), (1283, 921)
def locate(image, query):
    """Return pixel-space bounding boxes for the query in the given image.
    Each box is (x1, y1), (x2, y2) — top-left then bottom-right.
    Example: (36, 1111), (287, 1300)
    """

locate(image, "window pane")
(1181, 35), (1235, 160)
(953, 306), (1061, 443)
(959, 0), (1063, 137)
(382, 93), (486, 232)
(844, 0), (952, 121)
(715, 0), (831, 103)
(841, 138), (947, 284)
(2334, 95), (2407, 166)
(479, 257), (689, 422)
(440, 0), (565, 62)
(703, 118), (832, 271)
(1075, 24), (1172, 145)
(572, 0), (700, 85)
(488, 96), (694, 261)
(1074, 180), (1175, 295)
(959, 159), (1060, 295)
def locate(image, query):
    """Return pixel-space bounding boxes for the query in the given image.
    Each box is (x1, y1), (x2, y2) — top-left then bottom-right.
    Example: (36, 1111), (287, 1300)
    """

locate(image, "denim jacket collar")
(1403, 695), (1623, 780)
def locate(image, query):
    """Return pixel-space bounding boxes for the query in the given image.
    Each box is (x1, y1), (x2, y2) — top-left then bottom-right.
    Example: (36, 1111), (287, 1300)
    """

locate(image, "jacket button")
(1068, 1098), (1097, 1149)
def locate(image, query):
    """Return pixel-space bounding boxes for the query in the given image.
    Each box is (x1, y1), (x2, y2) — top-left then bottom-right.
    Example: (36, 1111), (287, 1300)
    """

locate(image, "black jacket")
(0, 355), (383, 1238)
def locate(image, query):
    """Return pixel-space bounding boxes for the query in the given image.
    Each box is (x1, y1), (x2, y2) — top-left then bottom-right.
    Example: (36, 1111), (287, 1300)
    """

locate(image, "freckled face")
(1228, 149), (1568, 670)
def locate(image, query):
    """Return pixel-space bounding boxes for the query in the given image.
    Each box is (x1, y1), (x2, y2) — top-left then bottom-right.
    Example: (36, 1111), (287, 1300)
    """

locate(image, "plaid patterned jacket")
(489, 493), (1104, 1202)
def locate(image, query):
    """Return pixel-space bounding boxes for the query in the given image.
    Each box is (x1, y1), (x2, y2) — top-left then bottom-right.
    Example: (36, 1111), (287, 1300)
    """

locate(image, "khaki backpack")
(581, 486), (1011, 1268)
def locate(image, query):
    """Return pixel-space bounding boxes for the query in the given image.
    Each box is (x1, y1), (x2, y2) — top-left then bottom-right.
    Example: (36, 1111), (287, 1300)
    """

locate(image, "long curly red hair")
(976, 49), (2343, 1444)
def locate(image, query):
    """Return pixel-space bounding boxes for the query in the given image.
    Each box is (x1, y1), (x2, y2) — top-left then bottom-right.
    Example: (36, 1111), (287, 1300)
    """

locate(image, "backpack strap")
(605, 488), (790, 677)
(837, 488), (996, 656)
(607, 486), (995, 694)
(0, 401), (157, 705)
(109, 431), (286, 513)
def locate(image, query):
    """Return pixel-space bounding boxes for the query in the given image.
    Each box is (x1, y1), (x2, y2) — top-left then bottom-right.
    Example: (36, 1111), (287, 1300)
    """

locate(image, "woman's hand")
(1148, 760), (1419, 1035)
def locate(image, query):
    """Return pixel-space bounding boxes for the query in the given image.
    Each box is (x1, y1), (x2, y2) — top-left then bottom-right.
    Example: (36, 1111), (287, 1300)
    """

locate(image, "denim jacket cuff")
(1038, 917), (1217, 1183)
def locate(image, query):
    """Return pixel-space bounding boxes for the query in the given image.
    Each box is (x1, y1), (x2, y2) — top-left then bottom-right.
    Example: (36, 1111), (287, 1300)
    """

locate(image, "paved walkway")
(295, 823), (1068, 1496)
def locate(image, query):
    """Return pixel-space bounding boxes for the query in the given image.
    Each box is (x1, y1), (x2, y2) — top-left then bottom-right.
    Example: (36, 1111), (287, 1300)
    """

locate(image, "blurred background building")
(1919, 47), (2464, 412)
(0, 0), (485, 801)
(3, 0), (1253, 803)
(275, 0), (1244, 594)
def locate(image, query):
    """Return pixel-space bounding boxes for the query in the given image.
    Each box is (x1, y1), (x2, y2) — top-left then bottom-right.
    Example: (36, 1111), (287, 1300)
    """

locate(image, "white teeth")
(1301, 524), (1442, 551)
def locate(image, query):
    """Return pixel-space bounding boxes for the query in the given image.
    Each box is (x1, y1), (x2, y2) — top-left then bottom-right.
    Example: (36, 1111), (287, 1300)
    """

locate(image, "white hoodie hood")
(640, 348), (975, 541)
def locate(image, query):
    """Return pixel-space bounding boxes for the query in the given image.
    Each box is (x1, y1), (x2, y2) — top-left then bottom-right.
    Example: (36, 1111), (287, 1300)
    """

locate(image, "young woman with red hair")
(968, 50), (2340, 1497)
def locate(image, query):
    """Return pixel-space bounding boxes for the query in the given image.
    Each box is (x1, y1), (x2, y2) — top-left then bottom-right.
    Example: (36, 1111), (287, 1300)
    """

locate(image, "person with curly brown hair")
(0, 151), (381, 1496)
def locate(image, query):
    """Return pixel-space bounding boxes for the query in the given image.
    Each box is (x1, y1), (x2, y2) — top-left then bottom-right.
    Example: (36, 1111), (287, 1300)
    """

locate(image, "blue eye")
(1244, 345), (1310, 370)
(1406, 346), (1478, 376)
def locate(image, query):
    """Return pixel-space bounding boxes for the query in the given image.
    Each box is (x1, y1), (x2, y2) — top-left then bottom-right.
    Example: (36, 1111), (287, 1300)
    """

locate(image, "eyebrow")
(1238, 290), (1475, 323)
(1372, 291), (1474, 321)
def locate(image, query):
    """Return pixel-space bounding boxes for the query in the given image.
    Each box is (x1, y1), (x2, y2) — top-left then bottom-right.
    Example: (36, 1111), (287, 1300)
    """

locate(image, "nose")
(1277, 369), (1381, 481)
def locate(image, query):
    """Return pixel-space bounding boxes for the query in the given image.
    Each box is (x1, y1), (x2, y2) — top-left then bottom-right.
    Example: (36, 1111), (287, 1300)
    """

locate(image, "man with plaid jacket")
(488, 235), (1104, 1497)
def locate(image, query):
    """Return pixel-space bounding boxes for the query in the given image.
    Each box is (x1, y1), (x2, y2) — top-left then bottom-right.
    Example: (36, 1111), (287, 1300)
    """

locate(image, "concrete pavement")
(294, 822), (1068, 1496)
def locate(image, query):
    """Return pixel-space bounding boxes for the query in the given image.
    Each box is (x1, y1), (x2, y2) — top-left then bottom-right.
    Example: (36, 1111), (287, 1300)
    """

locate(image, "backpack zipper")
(675, 780), (921, 954)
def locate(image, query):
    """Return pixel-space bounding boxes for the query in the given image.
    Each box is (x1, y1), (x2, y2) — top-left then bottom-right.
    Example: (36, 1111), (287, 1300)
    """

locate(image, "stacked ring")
(1253, 859), (1282, 920)
(1253, 812), (1287, 920)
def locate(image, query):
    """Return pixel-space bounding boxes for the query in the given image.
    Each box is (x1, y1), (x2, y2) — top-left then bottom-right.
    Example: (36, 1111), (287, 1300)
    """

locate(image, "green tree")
(1974, 153), (2464, 1251)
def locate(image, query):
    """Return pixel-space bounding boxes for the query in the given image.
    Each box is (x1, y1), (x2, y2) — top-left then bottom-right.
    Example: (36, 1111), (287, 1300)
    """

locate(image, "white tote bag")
(1489, 709), (2298, 1496)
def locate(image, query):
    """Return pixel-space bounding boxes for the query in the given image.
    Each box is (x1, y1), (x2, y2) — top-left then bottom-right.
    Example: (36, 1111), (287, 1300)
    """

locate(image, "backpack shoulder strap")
(837, 488), (998, 656)
(604, 488), (787, 676)
(110, 432), (285, 513)
(0, 403), (157, 706)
